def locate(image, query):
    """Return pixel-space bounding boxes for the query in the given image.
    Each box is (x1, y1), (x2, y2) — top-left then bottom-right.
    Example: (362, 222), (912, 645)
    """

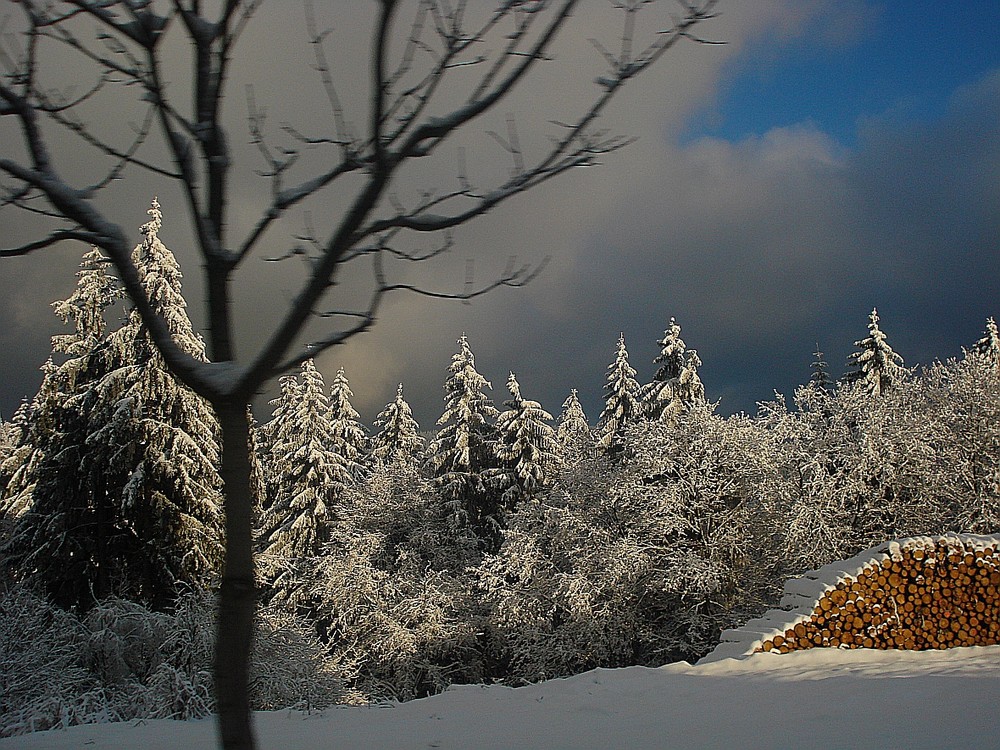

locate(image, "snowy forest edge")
(1, 218), (999, 737)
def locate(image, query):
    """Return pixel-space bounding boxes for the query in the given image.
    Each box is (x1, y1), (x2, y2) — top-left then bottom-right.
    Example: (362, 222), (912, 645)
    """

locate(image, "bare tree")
(0, 1), (718, 747)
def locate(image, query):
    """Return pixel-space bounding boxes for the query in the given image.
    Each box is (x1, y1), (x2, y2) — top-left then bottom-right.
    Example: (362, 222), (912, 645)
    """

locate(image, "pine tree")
(597, 333), (640, 453)
(809, 344), (834, 393)
(370, 383), (424, 464)
(489, 372), (560, 505)
(426, 335), (499, 540)
(258, 374), (301, 467)
(328, 367), (368, 479)
(639, 318), (706, 421)
(556, 389), (591, 447)
(6, 203), (225, 609)
(844, 308), (907, 397)
(246, 406), (267, 523)
(259, 360), (342, 567)
(971, 317), (1000, 370)
(0, 397), (46, 524)
(1, 248), (123, 522)
(0, 413), (13, 460)
(653, 318), (687, 383)
(0, 410), (19, 505)
(259, 359), (349, 601)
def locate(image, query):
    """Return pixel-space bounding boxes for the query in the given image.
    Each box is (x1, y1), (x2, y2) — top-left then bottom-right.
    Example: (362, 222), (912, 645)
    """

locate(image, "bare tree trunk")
(214, 399), (258, 750)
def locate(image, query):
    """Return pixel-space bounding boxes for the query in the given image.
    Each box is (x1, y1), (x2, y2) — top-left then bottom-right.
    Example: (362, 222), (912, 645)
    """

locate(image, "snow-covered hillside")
(4, 645), (999, 750)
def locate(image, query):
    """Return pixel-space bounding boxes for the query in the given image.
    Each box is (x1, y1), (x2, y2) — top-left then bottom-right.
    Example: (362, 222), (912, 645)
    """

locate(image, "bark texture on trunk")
(214, 400), (258, 750)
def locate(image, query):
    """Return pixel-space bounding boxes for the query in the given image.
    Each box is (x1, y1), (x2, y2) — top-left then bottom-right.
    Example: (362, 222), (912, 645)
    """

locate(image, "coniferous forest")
(2, 206), (999, 736)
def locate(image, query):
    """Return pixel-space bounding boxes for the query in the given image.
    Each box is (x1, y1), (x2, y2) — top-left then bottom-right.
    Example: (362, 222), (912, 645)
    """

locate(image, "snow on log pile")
(700, 533), (1000, 663)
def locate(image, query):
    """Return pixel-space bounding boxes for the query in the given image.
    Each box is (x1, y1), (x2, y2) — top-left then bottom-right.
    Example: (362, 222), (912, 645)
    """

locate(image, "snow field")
(4, 645), (1000, 750)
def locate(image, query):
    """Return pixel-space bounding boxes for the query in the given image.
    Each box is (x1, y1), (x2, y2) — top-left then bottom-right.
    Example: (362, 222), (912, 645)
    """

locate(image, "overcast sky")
(1, 0), (998, 430)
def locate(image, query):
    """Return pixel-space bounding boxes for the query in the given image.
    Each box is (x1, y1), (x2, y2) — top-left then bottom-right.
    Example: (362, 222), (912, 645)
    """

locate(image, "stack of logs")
(760, 539), (1000, 653)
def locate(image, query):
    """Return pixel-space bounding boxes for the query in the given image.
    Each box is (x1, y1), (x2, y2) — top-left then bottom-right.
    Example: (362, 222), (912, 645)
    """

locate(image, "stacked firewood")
(760, 539), (1000, 653)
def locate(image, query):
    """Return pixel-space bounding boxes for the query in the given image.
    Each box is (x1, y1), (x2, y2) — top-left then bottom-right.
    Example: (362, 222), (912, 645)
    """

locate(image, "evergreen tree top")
(505, 371), (523, 405)
(653, 317), (687, 382)
(556, 388), (591, 448)
(500, 372), (551, 419)
(494, 371), (558, 494)
(809, 344), (834, 392)
(50, 246), (123, 358)
(126, 198), (206, 361)
(371, 383), (424, 462)
(597, 333), (640, 452)
(606, 333), (638, 384)
(428, 335), (498, 476)
(844, 307), (906, 397)
(557, 389), (589, 426)
(141, 196), (163, 236)
(972, 317), (1000, 369)
(436, 335), (499, 426)
(327, 366), (368, 467)
(329, 367), (362, 422)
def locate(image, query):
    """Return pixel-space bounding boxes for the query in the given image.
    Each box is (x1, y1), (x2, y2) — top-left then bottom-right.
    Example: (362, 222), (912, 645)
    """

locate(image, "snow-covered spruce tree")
(256, 373), (301, 512)
(556, 389), (590, 444)
(487, 373), (560, 507)
(0, 413), (15, 498)
(596, 333), (640, 454)
(0, 401), (32, 520)
(971, 317), (1000, 371)
(7, 213), (225, 611)
(84, 201), (224, 608)
(808, 344), (834, 394)
(328, 367), (369, 479)
(427, 335), (501, 548)
(1, 247), (122, 525)
(257, 359), (344, 606)
(843, 308), (907, 397)
(639, 318), (705, 422)
(370, 383), (425, 465)
(555, 388), (593, 463)
(652, 318), (687, 382)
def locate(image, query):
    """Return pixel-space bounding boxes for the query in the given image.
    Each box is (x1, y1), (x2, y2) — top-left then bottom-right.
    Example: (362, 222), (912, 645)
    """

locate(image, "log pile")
(759, 537), (1000, 654)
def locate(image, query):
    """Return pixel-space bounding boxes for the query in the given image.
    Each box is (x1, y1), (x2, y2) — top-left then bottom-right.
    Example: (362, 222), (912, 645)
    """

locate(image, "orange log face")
(757, 540), (1000, 654)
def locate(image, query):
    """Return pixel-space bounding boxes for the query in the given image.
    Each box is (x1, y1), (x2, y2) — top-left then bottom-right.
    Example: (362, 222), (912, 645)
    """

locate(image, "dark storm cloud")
(532, 69), (1000, 419)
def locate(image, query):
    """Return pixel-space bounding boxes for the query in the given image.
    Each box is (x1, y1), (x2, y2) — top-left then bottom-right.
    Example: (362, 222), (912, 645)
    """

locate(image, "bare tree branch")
(0, 229), (102, 257)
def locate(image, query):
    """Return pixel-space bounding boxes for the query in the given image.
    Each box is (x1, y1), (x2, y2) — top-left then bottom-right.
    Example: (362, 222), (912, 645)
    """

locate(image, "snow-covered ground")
(4, 645), (999, 750)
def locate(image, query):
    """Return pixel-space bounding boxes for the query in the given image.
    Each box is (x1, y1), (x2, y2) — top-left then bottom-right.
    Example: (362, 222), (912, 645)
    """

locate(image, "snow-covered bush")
(479, 405), (789, 682)
(0, 587), (98, 736)
(311, 532), (483, 701)
(252, 604), (364, 710)
(0, 585), (359, 737)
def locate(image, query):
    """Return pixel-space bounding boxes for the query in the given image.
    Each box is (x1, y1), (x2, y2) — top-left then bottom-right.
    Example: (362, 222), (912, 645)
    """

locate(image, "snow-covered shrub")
(0, 584), (364, 737)
(252, 605), (364, 710)
(140, 588), (215, 720)
(0, 587), (98, 736)
(480, 406), (789, 682)
(914, 355), (1000, 533)
(82, 597), (173, 685)
(311, 531), (483, 701)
